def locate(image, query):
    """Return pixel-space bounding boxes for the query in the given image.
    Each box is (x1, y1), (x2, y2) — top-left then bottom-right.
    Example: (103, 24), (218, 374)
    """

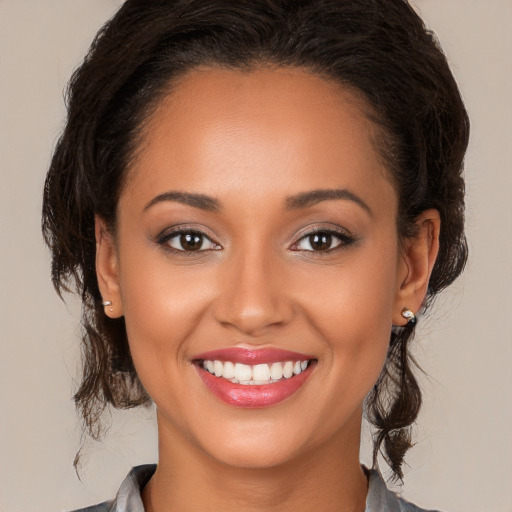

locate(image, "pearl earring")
(102, 300), (114, 313)
(401, 308), (417, 326)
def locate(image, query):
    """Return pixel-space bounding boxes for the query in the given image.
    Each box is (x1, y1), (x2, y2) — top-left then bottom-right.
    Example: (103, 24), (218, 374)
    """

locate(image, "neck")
(143, 411), (368, 512)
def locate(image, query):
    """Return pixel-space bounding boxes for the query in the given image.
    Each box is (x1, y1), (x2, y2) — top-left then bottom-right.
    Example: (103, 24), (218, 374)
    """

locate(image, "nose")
(213, 248), (294, 337)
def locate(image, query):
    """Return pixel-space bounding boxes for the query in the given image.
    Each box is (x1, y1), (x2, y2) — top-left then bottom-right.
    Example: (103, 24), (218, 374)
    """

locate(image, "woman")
(42, 0), (469, 510)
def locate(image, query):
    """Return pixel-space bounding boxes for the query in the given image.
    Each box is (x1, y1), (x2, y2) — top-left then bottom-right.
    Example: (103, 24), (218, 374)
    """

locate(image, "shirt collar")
(109, 464), (154, 512)
(108, 464), (417, 512)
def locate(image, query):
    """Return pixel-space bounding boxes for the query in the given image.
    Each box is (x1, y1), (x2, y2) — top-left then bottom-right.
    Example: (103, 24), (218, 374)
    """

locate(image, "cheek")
(295, 242), (399, 396)
(299, 242), (398, 339)
(116, 242), (216, 390)
(122, 278), (212, 359)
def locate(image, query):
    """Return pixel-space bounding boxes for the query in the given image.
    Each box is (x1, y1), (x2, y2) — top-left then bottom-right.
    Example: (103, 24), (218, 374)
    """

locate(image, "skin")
(95, 67), (440, 512)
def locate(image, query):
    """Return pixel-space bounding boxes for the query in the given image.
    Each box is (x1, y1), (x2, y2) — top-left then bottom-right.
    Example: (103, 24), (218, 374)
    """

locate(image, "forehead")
(125, 66), (394, 210)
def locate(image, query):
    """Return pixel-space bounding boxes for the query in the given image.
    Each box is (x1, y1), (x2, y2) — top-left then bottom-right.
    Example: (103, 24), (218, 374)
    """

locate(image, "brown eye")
(309, 233), (332, 251)
(180, 233), (203, 251)
(165, 231), (218, 252)
(295, 231), (347, 252)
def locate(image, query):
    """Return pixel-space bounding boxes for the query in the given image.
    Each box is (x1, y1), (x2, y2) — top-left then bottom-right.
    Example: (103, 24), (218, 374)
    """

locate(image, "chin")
(183, 413), (311, 470)
(205, 438), (303, 470)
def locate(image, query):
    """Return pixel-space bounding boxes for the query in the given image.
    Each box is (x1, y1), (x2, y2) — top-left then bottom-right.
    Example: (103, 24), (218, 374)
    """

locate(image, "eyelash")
(290, 228), (357, 254)
(157, 227), (221, 256)
(156, 226), (357, 255)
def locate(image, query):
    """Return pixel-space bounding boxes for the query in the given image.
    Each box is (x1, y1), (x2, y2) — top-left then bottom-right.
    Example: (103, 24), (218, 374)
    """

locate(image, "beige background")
(0, 1), (511, 511)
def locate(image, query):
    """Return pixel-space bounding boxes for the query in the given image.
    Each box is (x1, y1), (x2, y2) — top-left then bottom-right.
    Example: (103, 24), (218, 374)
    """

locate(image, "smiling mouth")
(199, 359), (312, 385)
(194, 352), (317, 408)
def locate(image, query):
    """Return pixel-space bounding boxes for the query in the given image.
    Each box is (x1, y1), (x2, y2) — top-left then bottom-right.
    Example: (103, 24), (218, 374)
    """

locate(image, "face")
(98, 67), (414, 469)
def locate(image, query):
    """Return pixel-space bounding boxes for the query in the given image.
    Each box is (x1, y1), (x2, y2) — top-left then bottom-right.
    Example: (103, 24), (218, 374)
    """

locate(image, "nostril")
(214, 303), (292, 336)
(212, 259), (295, 335)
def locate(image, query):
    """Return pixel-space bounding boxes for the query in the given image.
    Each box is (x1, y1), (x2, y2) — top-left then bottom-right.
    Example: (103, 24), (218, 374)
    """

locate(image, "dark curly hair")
(42, 0), (469, 480)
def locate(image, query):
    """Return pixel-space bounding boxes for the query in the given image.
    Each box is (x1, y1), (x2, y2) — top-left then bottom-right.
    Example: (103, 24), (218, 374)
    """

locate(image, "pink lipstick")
(194, 347), (312, 364)
(193, 348), (316, 408)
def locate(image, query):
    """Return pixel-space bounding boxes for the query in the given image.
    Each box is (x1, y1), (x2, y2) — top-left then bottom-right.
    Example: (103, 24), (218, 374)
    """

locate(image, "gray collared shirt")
(72, 464), (440, 512)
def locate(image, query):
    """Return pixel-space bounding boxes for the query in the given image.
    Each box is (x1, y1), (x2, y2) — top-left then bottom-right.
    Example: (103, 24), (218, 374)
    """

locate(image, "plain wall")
(0, 1), (510, 511)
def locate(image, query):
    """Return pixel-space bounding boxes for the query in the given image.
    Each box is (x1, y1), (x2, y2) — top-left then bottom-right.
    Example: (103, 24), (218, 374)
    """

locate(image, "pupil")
(310, 233), (331, 251)
(181, 233), (202, 251)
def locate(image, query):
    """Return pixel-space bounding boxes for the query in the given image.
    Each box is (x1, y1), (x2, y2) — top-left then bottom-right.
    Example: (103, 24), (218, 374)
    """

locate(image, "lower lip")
(196, 363), (315, 408)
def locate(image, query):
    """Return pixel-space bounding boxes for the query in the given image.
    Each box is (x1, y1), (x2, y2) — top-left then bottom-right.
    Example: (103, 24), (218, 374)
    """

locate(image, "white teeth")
(270, 362), (283, 380)
(202, 359), (311, 383)
(213, 360), (223, 377)
(283, 361), (294, 378)
(252, 364), (271, 381)
(234, 363), (252, 381)
(241, 379), (280, 386)
(222, 361), (235, 379)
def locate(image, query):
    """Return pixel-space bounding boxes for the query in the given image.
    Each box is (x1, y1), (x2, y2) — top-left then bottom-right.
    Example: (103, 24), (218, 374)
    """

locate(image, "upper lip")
(193, 347), (315, 365)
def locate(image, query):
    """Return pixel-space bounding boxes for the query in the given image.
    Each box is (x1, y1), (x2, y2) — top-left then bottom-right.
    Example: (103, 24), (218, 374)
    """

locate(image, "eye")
(293, 229), (355, 252)
(160, 230), (219, 252)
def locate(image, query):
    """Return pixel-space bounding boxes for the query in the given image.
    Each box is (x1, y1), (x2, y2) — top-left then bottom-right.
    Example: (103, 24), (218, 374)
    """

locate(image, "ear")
(393, 209), (440, 326)
(95, 216), (124, 318)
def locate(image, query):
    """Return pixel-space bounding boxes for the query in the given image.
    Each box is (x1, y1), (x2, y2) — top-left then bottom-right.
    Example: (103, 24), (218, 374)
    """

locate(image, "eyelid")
(289, 225), (357, 252)
(154, 223), (356, 254)
(156, 225), (222, 252)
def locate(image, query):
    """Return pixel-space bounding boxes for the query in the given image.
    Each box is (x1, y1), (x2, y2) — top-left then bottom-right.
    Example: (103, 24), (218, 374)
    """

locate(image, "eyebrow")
(144, 191), (220, 212)
(144, 188), (371, 216)
(286, 188), (373, 216)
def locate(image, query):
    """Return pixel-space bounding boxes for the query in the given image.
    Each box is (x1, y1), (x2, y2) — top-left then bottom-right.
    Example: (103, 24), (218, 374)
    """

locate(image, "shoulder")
(395, 498), (441, 512)
(67, 464), (156, 512)
(366, 469), (442, 512)
(68, 502), (112, 512)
